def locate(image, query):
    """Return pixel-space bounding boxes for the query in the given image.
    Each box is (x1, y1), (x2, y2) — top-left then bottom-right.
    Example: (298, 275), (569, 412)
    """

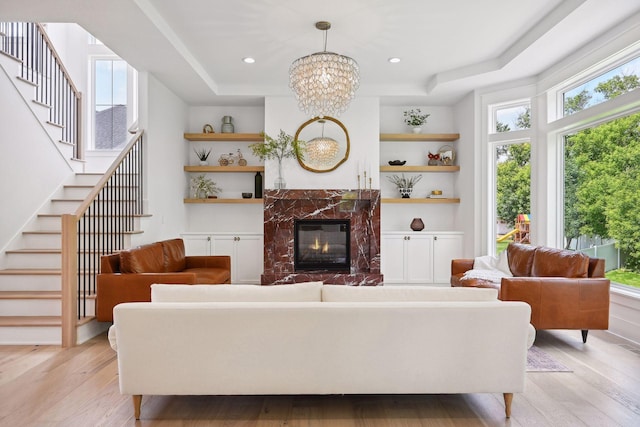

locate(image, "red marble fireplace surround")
(261, 189), (383, 285)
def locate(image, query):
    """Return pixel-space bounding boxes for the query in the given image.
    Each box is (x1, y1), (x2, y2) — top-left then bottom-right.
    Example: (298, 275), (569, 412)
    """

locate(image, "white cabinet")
(181, 233), (263, 284)
(381, 232), (463, 285)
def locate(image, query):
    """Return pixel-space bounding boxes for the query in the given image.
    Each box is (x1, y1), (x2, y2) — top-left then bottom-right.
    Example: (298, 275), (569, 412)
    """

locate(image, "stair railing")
(0, 22), (82, 159)
(61, 130), (144, 347)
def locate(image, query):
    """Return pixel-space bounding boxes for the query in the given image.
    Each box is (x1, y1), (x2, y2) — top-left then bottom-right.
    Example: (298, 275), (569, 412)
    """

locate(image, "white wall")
(135, 73), (189, 243)
(0, 57), (73, 257)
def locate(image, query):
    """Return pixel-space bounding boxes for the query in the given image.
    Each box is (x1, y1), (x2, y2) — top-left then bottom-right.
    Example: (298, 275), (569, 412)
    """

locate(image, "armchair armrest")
(96, 273), (198, 322)
(500, 277), (610, 330)
(185, 255), (231, 271)
(451, 259), (474, 276)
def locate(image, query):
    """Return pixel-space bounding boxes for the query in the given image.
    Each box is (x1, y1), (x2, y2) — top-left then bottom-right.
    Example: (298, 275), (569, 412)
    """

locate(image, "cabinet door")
(381, 234), (407, 283)
(182, 234), (212, 256)
(234, 235), (264, 284)
(432, 234), (463, 284)
(406, 235), (434, 284)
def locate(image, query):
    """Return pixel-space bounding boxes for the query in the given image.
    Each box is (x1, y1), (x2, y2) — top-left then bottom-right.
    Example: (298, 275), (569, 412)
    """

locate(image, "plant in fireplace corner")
(249, 130), (305, 189)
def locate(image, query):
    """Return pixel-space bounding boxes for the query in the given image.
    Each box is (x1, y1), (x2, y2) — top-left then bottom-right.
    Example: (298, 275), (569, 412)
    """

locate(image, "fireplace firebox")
(294, 219), (350, 271)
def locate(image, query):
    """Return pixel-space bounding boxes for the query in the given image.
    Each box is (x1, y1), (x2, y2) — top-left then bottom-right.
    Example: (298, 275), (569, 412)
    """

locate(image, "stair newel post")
(61, 213), (78, 348)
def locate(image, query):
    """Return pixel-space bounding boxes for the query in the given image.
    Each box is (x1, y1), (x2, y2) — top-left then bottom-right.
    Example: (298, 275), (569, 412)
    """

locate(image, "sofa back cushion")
(322, 285), (498, 302)
(151, 282), (323, 302)
(531, 246), (589, 278)
(507, 243), (537, 277)
(119, 242), (165, 273)
(161, 238), (187, 272)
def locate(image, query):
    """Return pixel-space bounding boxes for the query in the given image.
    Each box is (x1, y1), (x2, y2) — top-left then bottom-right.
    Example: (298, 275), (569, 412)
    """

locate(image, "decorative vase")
(221, 116), (234, 133)
(199, 160), (208, 166)
(274, 160), (286, 189)
(412, 127), (422, 134)
(410, 218), (425, 231)
(398, 187), (413, 198)
(254, 171), (263, 198)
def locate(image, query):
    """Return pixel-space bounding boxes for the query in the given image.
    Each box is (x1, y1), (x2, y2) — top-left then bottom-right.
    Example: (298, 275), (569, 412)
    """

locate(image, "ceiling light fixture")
(388, 57), (401, 63)
(289, 21), (359, 118)
(243, 57), (255, 64)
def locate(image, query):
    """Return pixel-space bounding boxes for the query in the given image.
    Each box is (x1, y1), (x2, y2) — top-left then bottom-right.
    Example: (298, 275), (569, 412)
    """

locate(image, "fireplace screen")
(294, 219), (350, 271)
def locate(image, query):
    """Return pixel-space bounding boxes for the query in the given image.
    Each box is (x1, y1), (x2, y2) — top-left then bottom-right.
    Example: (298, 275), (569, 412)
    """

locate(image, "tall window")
(563, 113), (640, 284)
(94, 59), (128, 150)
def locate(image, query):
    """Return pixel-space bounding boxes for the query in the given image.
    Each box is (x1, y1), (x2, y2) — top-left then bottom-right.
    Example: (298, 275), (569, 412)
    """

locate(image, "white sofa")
(110, 283), (534, 420)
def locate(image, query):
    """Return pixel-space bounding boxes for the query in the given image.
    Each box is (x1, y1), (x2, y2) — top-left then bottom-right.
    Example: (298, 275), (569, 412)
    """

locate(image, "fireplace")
(294, 219), (350, 271)
(261, 189), (383, 286)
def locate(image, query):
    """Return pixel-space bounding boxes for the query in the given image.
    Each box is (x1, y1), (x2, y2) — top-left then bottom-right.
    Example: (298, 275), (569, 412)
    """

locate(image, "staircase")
(0, 23), (147, 345)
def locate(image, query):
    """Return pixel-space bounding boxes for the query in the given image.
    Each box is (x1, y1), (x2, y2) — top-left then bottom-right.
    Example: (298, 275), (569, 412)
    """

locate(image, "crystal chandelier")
(306, 136), (339, 167)
(289, 21), (359, 118)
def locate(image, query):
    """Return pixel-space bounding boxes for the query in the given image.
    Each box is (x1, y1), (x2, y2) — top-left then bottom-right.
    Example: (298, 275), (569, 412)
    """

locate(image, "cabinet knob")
(207, 236), (211, 242)
(434, 236), (438, 241)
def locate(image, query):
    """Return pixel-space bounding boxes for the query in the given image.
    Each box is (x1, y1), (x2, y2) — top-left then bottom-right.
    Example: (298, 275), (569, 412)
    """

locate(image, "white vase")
(199, 160), (208, 166)
(412, 127), (422, 134)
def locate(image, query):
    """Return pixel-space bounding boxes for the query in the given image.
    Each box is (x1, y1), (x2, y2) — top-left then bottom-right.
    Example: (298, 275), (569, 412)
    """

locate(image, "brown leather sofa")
(96, 238), (231, 322)
(451, 243), (610, 342)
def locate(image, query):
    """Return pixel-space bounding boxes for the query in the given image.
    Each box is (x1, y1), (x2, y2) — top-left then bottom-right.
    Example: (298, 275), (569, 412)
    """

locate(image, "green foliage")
(403, 108), (430, 127)
(496, 143), (531, 226)
(606, 269), (640, 289)
(595, 74), (640, 99)
(516, 106), (531, 129)
(249, 130), (304, 162)
(387, 173), (422, 188)
(564, 89), (592, 115)
(190, 175), (221, 198)
(564, 113), (640, 271)
(496, 121), (510, 133)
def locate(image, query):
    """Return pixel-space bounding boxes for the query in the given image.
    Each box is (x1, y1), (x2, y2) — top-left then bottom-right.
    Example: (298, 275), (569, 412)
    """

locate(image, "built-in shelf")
(381, 198), (460, 204)
(184, 198), (263, 204)
(380, 133), (460, 142)
(184, 133), (263, 141)
(184, 166), (264, 172)
(380, 165), (459, 172)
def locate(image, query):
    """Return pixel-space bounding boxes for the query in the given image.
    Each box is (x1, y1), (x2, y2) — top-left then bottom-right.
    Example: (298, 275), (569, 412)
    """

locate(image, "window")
(562, 56), (640, 116)
(562, 113), (640, 289)
(93, 59), (128, 150)
(490, 101), (531, 133)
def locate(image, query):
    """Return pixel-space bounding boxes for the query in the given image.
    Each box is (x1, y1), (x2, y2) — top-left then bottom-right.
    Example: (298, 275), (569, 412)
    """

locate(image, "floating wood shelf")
(184, 198), (263, 204)
(381, 198), (460, 204)
(380, 165), (459, 172)
(184, 166), (264, 172)
(184, 133), (263, 141)
(380, 133), (460, 142)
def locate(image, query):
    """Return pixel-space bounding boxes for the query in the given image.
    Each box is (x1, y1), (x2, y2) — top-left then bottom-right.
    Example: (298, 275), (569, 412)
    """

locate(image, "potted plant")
(194, 148), (212, 165)
(403, 108), (430, 133)
(249, 130), (305, 189)
(190, 174), (221, 199)
(387, 173), (422, 198)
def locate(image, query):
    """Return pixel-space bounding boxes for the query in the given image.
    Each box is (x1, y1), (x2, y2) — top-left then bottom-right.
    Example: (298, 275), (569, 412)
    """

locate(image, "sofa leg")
(503, 393), (513, 418)
(581, 330), (589, 343)
(133, 395), (142, 420)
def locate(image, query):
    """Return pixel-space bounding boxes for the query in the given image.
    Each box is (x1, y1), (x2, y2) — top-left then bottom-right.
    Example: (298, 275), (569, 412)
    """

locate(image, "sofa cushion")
(161, 239), (187, 272)
(185, 268), (231, 284)
(322, 285), (498, 302)
(119, 242), (165, 273)
(151, 282), (323, 302)
(507, 243), (536, 277)
(531, 246), (589, 278)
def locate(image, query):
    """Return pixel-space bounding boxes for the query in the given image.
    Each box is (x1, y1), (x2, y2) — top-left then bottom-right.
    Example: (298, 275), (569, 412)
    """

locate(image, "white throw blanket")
(461, 251), (513, 284)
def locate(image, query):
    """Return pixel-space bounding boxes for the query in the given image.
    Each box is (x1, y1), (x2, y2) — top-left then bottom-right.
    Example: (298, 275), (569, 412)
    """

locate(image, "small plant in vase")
(387, 173), (422, 198)
(190, 174), (221, 199)
(249, 130), (305, 189)
(194, 148), (212, 165)
(403, 108), (430, 133)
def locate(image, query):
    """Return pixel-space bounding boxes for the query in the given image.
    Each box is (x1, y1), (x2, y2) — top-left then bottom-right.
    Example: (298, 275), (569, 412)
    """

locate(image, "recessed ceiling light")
(388, 57), (401, 63)
(242, 57), (255, 64)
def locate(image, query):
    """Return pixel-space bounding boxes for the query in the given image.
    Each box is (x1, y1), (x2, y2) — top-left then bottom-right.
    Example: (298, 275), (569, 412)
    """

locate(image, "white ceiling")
(3, 0), (640, 106)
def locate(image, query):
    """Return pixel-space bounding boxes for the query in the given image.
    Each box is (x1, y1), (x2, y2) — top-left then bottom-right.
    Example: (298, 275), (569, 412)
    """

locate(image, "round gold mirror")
(294, 116), (350, 173)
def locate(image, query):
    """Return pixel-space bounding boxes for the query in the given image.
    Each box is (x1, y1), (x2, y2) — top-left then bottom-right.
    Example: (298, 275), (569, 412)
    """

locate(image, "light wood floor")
(0, 329), (639, 426)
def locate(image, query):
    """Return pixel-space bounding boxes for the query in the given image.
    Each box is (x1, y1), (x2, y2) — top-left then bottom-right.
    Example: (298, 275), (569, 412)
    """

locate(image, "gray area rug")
(527, 346), (572, 372)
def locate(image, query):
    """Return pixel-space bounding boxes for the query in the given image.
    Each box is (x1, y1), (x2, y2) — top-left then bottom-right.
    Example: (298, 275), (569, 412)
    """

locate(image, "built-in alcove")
(261, 189), (383, 285)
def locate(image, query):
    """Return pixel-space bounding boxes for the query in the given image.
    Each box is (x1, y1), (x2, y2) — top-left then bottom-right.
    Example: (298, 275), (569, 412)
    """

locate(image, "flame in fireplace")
(310, 236), (330, 253)
(322, 241), (329, 253)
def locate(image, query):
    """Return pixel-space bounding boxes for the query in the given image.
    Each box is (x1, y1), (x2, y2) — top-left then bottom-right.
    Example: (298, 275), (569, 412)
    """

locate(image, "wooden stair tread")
(0, 316), (61, 326)
(0, 269), (61, 275)
(0, 291), (61, 299)
(22, 230), (143, 235)
(6, 249), (62, 254)
(37, 213), (151, 218)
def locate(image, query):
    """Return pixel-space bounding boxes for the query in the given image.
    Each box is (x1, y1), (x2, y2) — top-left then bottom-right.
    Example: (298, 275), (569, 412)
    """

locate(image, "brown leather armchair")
(96, 238), (230, 322)
(451, 243), (610, 342)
